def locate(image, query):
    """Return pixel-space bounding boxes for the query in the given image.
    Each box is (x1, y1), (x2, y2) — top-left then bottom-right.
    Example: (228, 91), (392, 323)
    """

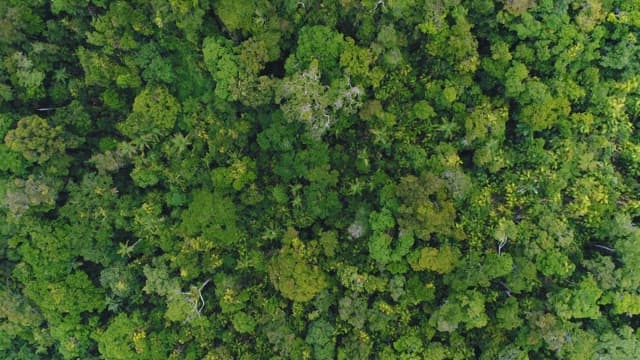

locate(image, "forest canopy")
(2, 0), (640, 359)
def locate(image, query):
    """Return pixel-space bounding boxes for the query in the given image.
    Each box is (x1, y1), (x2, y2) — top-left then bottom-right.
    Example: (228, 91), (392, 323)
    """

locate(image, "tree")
(213, 0), (278, 35)
(429, 291), (488, 332)
(276, 59), (363, 139)
(232, 311), (256, 334)
(305, 319), (336, 360)
(396, 172), (458, 240)
(286, 25), (346, 79)
(203, 35), (277, 105)
(3, 176), (59, 216)
(551, 275), (603, 320)
(0, 289), (48, 356)
(4, 115), (65, 164)
(178, 189), (242, 249)
(202, 36), (240, 102)
(496, 297), (523, 330)
(2, 52), (45, 100)
(408, 245), (461, 274)
(339, 293), (368, 329)
(95, 313), (154, 360)
(268, 231), (327, 302)
(118, 86), (180, 140)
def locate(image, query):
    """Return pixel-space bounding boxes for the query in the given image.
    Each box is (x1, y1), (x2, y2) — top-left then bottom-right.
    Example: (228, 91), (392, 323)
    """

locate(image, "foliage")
(4, 115), (65, 164)
(268, 238), (327, 302)
(2, 0), (640, 358)
(118, 86), (180, 140)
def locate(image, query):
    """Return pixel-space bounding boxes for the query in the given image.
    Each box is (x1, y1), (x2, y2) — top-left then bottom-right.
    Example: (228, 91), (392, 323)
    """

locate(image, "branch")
(180, 279), (212, 321)
(498, 236), (507, 255)
(499, 281), (512, 297)
(198, 279), (211, 313)
(592, 244), (615, 253)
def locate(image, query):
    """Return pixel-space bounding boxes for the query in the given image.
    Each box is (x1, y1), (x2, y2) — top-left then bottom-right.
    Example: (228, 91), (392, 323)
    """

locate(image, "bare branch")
(592, 244), (615, 253)
(498, 236), (507, 255)
(499, 281), (512, 297)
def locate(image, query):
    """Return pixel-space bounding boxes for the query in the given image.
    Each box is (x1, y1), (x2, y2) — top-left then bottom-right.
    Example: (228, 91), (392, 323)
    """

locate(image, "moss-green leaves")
(118, 86), (179, 140)
(4, 115), (65, 164)
(268, 241), (327, 302)
(408, 245), (461, 274)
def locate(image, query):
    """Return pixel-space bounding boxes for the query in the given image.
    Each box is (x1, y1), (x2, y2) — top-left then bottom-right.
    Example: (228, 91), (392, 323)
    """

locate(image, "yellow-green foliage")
(4, 115), (64, 164)
(408, 245), (461, 274)
(268, 244), (327, 302)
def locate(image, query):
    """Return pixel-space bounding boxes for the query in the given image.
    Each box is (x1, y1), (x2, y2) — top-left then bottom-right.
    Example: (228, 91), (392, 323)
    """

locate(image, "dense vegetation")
(2, 0), (640, 358)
